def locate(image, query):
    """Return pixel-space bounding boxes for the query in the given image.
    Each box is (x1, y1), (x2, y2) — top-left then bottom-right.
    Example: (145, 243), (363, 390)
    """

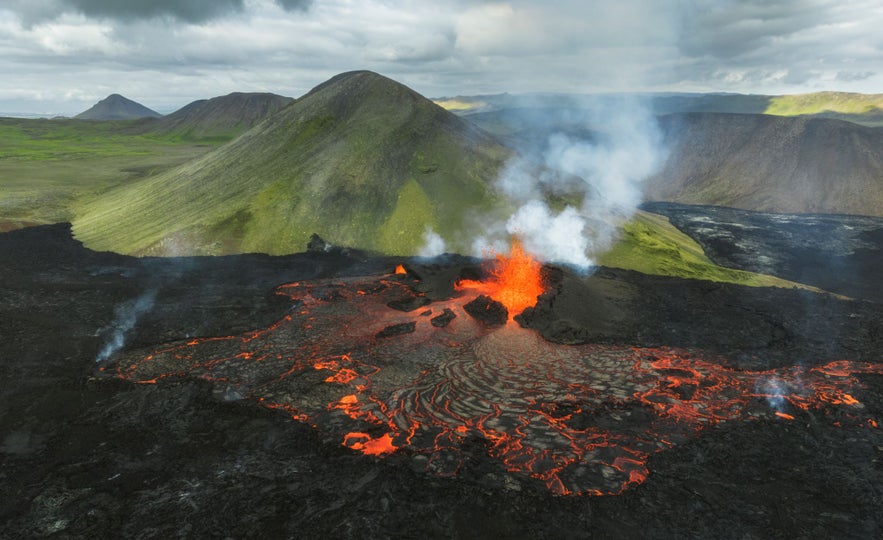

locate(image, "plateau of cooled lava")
(106, 242), (883, 496)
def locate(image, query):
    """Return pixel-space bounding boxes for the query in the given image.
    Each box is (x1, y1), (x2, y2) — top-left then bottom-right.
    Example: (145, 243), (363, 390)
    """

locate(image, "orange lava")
(457, 239), (544, 317)
(343, 432), (397, 456)
(394, 264), (407, 275)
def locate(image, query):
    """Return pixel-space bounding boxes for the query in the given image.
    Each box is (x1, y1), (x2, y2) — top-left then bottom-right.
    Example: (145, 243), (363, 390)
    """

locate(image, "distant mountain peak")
(75, 94), (161, 120)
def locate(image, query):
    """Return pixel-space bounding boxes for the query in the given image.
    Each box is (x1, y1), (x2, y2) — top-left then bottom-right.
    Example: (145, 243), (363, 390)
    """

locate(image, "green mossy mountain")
(143, 92), (295, 142)
(645, 112), (883, 216)
(764, 91), (883, 117)
(72, 71), (511, 256)
(75, 94), (161, 120)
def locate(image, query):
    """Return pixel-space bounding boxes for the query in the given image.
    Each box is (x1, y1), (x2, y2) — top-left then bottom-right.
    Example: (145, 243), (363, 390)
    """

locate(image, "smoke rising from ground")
(95, 288), (157, 363)
(469, 95), (666, 268)
(418, 226), (447, 257)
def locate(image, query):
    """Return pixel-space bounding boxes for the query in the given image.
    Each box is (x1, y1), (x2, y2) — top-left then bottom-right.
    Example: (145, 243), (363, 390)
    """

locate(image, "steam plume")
(418, 226), (447, 257)
(471, 95), (666, 268)
(95, 289), (157, 363)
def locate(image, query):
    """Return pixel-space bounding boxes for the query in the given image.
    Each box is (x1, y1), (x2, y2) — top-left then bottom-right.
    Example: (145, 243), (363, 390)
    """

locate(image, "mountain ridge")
(142, 92), (295, 142)
(644, 112), (883, 217)
(443, 91), (883, 128)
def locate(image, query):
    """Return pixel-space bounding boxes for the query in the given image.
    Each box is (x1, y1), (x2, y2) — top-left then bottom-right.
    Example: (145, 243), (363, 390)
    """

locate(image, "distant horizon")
(3, 83), (883, 118)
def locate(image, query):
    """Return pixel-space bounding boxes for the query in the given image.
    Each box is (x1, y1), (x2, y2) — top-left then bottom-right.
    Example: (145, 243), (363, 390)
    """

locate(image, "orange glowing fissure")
(456, 239), (544, 318)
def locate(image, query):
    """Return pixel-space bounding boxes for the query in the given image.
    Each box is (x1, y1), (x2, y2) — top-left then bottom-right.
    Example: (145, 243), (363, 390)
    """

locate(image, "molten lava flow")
(456, 239), (544, 318)
(343, 432), (397, 456)
(394, 264), (407, 275)
(108, 272), (883, 497)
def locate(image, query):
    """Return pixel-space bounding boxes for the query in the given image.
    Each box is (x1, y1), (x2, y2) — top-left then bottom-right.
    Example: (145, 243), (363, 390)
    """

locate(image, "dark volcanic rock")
(516, 266), (628, 344)
(2, 222), (882, 539)
(519, 265), (883, 370)
(403, 257), (482, 301)
(387, 296), (431, 312)
(307, 233), (330, 252)
(431, 308), (457, 327)
(375, 321), (417, 339)
(464, 295), (508, 326)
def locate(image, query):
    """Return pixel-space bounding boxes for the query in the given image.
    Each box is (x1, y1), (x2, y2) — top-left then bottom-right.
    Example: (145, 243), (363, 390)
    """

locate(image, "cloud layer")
(0, 0), (880, 113)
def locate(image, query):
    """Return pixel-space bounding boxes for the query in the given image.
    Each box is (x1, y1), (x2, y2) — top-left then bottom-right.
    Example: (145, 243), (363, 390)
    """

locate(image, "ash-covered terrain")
(2, 208), (882, 538)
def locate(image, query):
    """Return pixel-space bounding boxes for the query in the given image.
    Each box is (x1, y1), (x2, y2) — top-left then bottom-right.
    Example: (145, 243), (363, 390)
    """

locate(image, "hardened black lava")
(1, 222), (882, 538)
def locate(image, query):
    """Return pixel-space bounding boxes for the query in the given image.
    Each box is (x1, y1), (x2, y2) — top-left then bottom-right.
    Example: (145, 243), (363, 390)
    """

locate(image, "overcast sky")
(1, 0), (881, 114)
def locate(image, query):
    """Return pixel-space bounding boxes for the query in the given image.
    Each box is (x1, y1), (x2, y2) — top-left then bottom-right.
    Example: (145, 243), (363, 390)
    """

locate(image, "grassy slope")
(73, 72), (512, 256)
(0, 118), (216, 225)
(765, 92), (883, 127)
(599, 210), (819, 291)
(765, 92), (883, 115)
(433, 99), (485, 112)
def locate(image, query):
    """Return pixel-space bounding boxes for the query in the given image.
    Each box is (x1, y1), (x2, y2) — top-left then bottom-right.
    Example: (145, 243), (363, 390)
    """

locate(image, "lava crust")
(3, 223), (882, 538)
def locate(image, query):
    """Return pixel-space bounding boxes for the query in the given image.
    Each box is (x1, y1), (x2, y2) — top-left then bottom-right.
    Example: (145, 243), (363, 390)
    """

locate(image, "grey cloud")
(670, 0), (883, 91)
(6, 0), (311, 24)
(1, 0), (881, 116)
(65, 0), (244, 22)
(782, 68), (815, 85)
(836, 71), (875, 82)
(678, 0), (832, 59)
(275, 0), (312, 12)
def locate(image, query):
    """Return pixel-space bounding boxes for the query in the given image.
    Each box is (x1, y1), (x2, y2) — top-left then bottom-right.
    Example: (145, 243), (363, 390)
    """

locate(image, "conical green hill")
(73, 71), (512, 256)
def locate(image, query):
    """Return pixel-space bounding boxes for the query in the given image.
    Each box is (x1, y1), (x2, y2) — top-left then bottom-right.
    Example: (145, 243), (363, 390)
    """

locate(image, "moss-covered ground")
(0, 118), (218, 224)
(599, 211), (824, 291)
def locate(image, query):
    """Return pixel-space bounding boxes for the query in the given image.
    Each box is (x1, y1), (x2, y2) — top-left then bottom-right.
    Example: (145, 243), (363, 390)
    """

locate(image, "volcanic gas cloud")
(107, 242), (883, 496)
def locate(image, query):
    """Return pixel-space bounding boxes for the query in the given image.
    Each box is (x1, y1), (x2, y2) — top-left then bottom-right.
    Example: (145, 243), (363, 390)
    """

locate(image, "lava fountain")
(455, 239), (544, 319)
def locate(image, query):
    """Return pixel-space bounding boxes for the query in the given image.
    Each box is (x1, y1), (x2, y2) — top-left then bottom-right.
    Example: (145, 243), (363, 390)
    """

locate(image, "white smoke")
(756, 376), (788, 411)
(473, 96), (667, 268)
(418, 226), (447, 257)
(95, 289), (157, 363)
(755, 373), (812, 415)
(506, 201), (591, 267)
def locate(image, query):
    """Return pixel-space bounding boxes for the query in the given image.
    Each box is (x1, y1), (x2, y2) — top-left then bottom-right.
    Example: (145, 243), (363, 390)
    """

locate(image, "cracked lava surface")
(107, 271), (883, 496)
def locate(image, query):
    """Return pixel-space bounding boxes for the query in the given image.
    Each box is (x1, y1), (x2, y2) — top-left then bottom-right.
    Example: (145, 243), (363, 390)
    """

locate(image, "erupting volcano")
(455, 239), (545, 319)
(103, 246), (883, 497)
